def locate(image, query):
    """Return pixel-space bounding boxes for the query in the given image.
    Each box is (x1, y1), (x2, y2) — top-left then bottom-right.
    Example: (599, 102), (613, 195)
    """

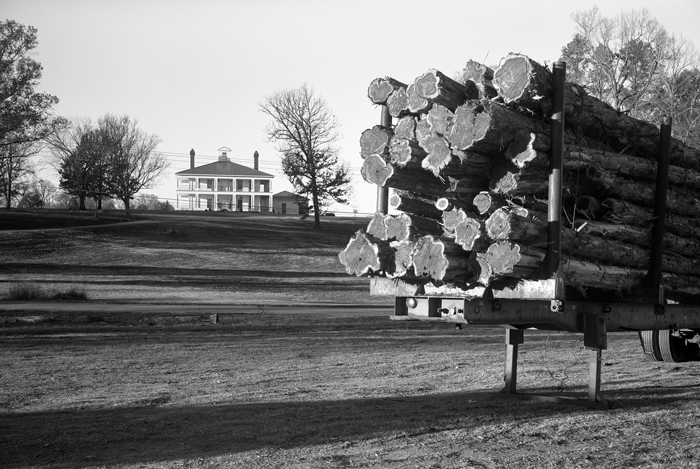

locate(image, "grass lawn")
(0, 209), (381, 305)
(1, 209), (700, 468)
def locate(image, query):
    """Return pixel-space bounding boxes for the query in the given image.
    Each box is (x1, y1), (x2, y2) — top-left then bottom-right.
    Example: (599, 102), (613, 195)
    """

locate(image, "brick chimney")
(254, 150), (259, 170)
(189, 148), (195, 169)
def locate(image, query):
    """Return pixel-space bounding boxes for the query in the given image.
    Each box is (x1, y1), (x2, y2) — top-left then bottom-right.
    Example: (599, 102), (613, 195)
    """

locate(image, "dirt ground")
(2, 211), (700, 468)
(2, 314), (700, 469)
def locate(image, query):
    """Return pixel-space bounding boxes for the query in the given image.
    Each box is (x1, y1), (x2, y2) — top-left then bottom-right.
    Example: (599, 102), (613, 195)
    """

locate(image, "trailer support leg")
(503, 328), (524, 394)
(584, 314), (608, 406)
(494, 321), (609, 409)
(587, 348), (607, 406)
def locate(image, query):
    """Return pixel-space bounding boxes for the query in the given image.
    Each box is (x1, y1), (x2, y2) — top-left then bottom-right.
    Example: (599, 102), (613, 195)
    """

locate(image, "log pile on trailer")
(340, 54), (700, 304)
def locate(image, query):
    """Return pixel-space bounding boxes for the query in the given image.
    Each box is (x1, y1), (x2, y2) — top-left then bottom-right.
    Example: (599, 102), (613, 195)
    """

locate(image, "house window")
(236, 180), (251, 192)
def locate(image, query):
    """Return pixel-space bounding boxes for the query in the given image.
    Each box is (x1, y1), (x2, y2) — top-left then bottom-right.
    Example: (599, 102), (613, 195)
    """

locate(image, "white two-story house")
(175, 147), (274, 211)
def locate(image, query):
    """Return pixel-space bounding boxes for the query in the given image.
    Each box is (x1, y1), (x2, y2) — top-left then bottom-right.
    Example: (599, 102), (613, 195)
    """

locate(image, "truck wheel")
(657, 329), (687, 363)
(639, 330), (662, 361)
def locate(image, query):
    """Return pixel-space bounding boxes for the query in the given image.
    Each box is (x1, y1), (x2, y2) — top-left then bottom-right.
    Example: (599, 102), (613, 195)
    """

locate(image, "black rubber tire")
(658, 329), (687, 363)
(639, 330), (662, 361)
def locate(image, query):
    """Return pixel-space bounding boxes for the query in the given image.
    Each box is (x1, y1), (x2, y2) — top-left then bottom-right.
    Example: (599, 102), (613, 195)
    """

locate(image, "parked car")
(322, 212), (335, 216)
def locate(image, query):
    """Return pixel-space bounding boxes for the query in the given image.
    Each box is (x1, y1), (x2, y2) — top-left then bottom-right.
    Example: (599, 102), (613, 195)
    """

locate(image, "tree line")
(2, 9), (699, 223)
(560, 7), (700, 147)
(0, 20), (168, 219)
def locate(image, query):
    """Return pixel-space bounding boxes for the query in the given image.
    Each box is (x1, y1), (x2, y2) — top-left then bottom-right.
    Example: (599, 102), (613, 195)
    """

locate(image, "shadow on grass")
(1, 387), (695, 468)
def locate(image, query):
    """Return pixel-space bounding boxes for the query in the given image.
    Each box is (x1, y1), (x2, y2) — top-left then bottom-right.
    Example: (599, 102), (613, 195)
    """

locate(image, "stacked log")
(340, 56), (700, 303)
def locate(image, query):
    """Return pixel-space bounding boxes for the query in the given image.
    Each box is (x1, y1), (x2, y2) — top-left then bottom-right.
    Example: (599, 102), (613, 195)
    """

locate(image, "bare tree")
(133, 193), (169, 210)
(97, 114), (168, 220)
(260, 84), (351, 229)
(561, 7), (700, 144)
(564, 7), (669, 115)
(33, 178), (57, 207)
(46, 118), (103, 210)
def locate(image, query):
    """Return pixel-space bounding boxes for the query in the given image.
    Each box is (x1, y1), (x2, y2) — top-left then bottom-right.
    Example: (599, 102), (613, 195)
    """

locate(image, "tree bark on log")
(460, 59), (498, 100)
(507, 137), (700, 191)
(504, 129), (612, 169)
(390, 191), (443, 220)
(361, 154), (451, 196)
(574, 220), (700, 259)
(412, 235), (470, 283)
(447, 174), (490, 197)
(485, 210), (700, 275)
(581, 165), (700, 218)
(367, 77), (406, 105)
(414, 69), (478, 111)
(448, 176), (486, 202)
(568, 148), (700, 191)
(338, 231), (391, 277)
(447, 100), (550, 154)
(485, 208), (700, 275)
(422, 150), (493, 182)
(469, 241), (700, 302)
(435, 197), (473, 213)
(489, 162), (551, 196)
(492, 54), (700, 170)
(575, 195), (601, 220)
(600, 198), (700, 240)
(360, 125), (392, 159)
(472, 190), (548, 216)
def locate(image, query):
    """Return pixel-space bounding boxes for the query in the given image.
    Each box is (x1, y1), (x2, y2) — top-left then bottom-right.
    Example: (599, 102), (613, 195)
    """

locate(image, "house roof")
(274, 191), (303, 199)
(176, 160), (273, 177)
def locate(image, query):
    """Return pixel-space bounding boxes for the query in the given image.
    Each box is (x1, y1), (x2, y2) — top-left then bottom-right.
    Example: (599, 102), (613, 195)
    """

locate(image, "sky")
(5, 0), (700, 214)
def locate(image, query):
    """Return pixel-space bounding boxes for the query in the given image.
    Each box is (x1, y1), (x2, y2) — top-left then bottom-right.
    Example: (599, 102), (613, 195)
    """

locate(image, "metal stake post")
(542, 61), (566, 298)
(648, 116), (672, 292)
(376, 106), (391, 214)
(503, 328), (524, 394)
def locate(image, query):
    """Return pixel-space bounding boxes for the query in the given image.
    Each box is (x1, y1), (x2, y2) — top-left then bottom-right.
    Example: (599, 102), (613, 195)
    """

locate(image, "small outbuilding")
(273, 190), (308, 215)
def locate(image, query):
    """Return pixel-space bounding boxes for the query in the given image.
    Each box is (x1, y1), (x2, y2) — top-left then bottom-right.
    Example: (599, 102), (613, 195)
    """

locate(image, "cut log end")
(485, 241), (522, 276)
(367, 77), (406, 105)
(411, 236), (458, 281)
(485, 209), (510, 240)
(338, 231), (386, 277)
(387, 87), (409, 118)
(360, 125), (391, 159)
(361, 154), (393, 187)
(454, 218), (482, 251)
(493, 54), (551, 108)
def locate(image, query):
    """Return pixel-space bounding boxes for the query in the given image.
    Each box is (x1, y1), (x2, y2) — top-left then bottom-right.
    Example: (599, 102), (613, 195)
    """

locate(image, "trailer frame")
(375, 61), (700, 408)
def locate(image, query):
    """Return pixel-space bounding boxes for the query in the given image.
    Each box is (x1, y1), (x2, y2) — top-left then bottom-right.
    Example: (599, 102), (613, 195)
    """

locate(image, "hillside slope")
(0, 211), (383, 305)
